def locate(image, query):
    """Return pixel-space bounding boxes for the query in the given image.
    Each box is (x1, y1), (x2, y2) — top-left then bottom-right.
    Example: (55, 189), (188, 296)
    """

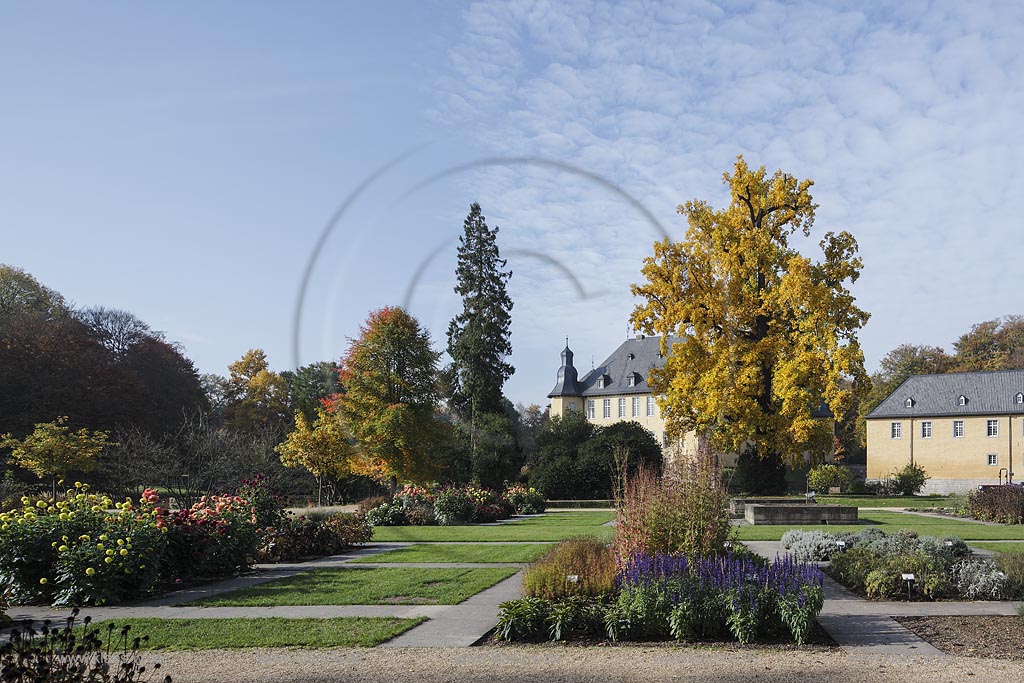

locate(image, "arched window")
(1016, 392), (1024, 405)
(958, 395), (967, 406)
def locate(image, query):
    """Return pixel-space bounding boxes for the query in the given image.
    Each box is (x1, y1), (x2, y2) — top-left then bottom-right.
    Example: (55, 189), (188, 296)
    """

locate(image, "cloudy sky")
(3, 1), (1023, 406)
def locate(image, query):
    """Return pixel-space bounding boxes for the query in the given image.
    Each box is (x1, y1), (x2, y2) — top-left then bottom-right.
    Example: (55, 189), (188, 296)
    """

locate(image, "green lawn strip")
(817, 495), (953, 508)
(370, 525), (613, 542)
(507, 511), (615, 526)
(189, 567), (518, 607)
(970, 541), (1024, 555)
(91, 617), (425, 650)
(735, 511), (1024, 542)
(351, 543), (551, 564)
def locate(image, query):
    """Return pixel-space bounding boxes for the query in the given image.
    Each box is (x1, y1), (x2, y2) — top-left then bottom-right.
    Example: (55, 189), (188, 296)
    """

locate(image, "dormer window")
(596, 374), (610, 389)
(904, 397), (914, 408)
(627, 353), (635, 360)
(626, 372), (642, 388)
(1016, 392), (1024, 405)
(958, 395), (967, 406)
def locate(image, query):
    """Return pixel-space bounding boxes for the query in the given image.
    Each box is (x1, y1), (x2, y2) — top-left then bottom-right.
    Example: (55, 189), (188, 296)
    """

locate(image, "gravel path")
(150, 646), (1022, 683)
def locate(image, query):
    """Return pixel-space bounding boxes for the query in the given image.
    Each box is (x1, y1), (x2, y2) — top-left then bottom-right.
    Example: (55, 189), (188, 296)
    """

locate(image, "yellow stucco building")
(866, 370), (1023, 493)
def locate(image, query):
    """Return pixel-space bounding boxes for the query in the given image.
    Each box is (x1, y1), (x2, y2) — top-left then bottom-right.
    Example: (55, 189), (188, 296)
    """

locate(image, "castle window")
(596, 376), (605, 389)
(602, 399), (611, 419)
(904, 397), (914, 408)
(632, 396), (641, 417)
(627, 353), (635, 360)
(953, 420), (964, 438)
(921, 421), (932, 438)
(958, 395), (967, 406)
(646, 396), (655, 417)
(618, 398), (627, 418)
(890, 422), (902, 439)
(988, 453), (998, 466)
(1016, 392), (1024, 404)
(627, 374), (635, 387)
(987, 419), (999, 437)
(586, 400), (595, 419)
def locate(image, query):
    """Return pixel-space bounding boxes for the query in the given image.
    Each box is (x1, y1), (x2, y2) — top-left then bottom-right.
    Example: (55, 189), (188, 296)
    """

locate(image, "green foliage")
(576, 422), (663, 500)
(731, 445), (787, 495)
(364, 502), (407, 527)
(0, 264), (68, 318)
(445, 202), (514, 417)
(969, 485), (1024, 524)
(452, 412), (521, 490)
(890, 462), (929, 496)
(258, 512), (371, 562)
(528, 411), (595, 499)
(805, 464), (853, 493)
(495, 597), (551, 642)
(994, 553), (1024, 599)
(0, 609), (170, 683)
(280, 361), (342, 422)
(432, 487), (476, 526)
(503, 484), (546, 515)
(522, 538), (617, 600)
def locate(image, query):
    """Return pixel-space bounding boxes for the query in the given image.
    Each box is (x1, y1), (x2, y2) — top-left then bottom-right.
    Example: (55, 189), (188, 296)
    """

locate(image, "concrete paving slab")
(817, 615), (946, 658)
(379, 571), (523, 648)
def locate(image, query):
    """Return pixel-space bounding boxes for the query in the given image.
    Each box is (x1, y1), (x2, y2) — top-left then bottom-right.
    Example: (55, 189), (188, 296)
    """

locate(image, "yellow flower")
(104, 557), (113, 564)
(99, 534), (108, 541)
(86, 567), (96, 575)
(58, 545), (68, 552)
(39, 577), (48, 584)
(117, 539), (125, 546)
(105, 549), (114, 556)
(119, 549), (128, 556)
(58, 513), (69, 521)
(96, 543), (104, 550)
(36, 500), (47, 509)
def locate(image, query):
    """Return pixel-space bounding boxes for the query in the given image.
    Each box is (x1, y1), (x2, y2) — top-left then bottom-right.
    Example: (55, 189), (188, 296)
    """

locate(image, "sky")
(3, 1), (1023, 407)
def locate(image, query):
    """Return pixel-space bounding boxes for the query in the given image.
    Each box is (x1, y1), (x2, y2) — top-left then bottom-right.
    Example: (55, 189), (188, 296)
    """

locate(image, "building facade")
(866, 370), (1023, 494)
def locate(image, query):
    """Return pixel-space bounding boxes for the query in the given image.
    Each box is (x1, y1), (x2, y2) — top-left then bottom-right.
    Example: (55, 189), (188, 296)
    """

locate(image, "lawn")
(970, 541), (1024, 555)
(369, 511), (615, 543)
(93, 617), (425, 649)
(189, 567), (518, 606)
(351, 543), (551, 564)
(816, 495), (954, 508)
(736, 511), (1024, 541)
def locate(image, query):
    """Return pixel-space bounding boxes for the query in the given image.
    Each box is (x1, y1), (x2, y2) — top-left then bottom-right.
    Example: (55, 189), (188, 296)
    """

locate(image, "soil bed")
(897, 616), (1024, 659)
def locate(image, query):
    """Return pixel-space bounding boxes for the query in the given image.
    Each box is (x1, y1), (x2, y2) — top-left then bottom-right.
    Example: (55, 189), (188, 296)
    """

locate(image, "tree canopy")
(630, 157), (869, 464)
(327, 307), (446, 486)
(1, 417), (112, 495)
(445, 202), (514, 417)
(0, 264), (68, 318)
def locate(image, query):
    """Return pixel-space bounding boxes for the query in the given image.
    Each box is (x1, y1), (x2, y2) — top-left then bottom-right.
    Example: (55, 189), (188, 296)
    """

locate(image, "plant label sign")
(566, 574), (579, 583)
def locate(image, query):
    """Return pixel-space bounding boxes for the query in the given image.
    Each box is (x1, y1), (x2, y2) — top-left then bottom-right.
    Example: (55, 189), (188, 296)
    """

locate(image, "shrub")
(322, 512), (372, 548)
(364, 502), (406, 527)
(806, 464), (853, 493)
(863, 552), (950, 599)
(503, 485), (546, 515)
(615, 445), (734, 562)
(157, 492), (259, 582)
(356, 495), (391, 516)
(0, 484), (167, 606)
(969, 485), (1024, 524)
(0, 609), (171, 683)
(952, 559), (1007, 600)
(890, 462), (929, 496)
(523, 538), (617, 600)
(994, 553), (1024, 599)
(780, 530), (853, 561)
(433, 487), (475, 526)
(495, 597), (551, 641)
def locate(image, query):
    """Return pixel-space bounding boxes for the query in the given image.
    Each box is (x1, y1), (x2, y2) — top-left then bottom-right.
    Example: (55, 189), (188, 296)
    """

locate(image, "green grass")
(351, 543), (551, 563)
(93, 617), (425, 649)
(189, 567), (518, 606)
(369, 511), (614, 543)
(736, 511), (1024, 541)
(971, 541), (1024, 555)
(816, 495), (953, 508)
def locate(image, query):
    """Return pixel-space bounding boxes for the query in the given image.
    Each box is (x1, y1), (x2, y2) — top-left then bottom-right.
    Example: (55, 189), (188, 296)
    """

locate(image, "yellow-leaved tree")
(275, 408), (356, 506)
(630, 156), (869, 470)
(1, 416), (113, 497)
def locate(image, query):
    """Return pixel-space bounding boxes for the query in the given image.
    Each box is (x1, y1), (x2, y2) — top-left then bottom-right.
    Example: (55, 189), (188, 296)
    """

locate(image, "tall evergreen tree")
(446, 203), (514, 417)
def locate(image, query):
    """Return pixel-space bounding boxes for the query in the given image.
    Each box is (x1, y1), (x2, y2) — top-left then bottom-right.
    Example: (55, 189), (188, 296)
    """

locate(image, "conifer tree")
(446, 203), (514, 417)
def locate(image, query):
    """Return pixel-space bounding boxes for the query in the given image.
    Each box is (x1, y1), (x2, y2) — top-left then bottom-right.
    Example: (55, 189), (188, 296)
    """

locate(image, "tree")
(275, 409), (356, 506)
(528, 410), (595, 499)
(577, 421), (663, 499)
(0, 417), (112, 497)
(327, 307), (447, 487)
(75, 307), (153, 358)
(514, 403), (547, 464)
(281, 361), (343, 422)
(451, 412), (520, 489)
(445, 203), (514, 417)
(954, 316), (1024, 371)
(0, 264), (68, 318)
(631, 157), (869, 469)
(223, 349), (291, 435)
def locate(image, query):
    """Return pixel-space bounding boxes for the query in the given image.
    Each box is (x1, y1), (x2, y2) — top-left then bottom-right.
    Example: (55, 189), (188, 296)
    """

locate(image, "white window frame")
(987, 419), (999, 437)
(627, 374), (635, 387)
(921, 421), (932, 438)
(602, 399), (611, 418)
(566, 401), (575, 412)
(890, 422), (902, 439)
(586, 399), (595, 419)
(958, 395), (967, 406)
(1016, 392), (1024, 404)
(646, 396), (655, 417)
(618, 397), (627, 418)
(987, 453), (998, 466)
(631, 396), (641, 418)
(953, 420), (964, 438)
(596, 376), (605, 389)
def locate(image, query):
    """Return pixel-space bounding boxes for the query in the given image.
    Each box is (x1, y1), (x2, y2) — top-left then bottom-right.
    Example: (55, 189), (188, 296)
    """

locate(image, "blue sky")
(3, 1), (1023, 407)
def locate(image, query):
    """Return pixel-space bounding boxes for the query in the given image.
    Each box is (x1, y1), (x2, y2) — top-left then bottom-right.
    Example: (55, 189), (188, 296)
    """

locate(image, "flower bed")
(497, 542), (825, 645)
(797, 528), (1024, 601)
(363, 484), (546, 527)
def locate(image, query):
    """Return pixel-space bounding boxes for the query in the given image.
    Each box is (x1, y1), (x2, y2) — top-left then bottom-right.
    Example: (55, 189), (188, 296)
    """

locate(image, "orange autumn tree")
(325, 307), (447, 488)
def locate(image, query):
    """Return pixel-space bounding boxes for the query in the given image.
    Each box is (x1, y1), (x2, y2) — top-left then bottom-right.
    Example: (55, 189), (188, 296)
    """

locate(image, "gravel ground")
(897, 616), (1024, 659)
(151, 646), (1022, 683)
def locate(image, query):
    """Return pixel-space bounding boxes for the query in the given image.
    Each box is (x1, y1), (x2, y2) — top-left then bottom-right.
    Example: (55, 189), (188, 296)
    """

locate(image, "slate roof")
(866, 369), (1024, 419)
(548, 336), (674, 398)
